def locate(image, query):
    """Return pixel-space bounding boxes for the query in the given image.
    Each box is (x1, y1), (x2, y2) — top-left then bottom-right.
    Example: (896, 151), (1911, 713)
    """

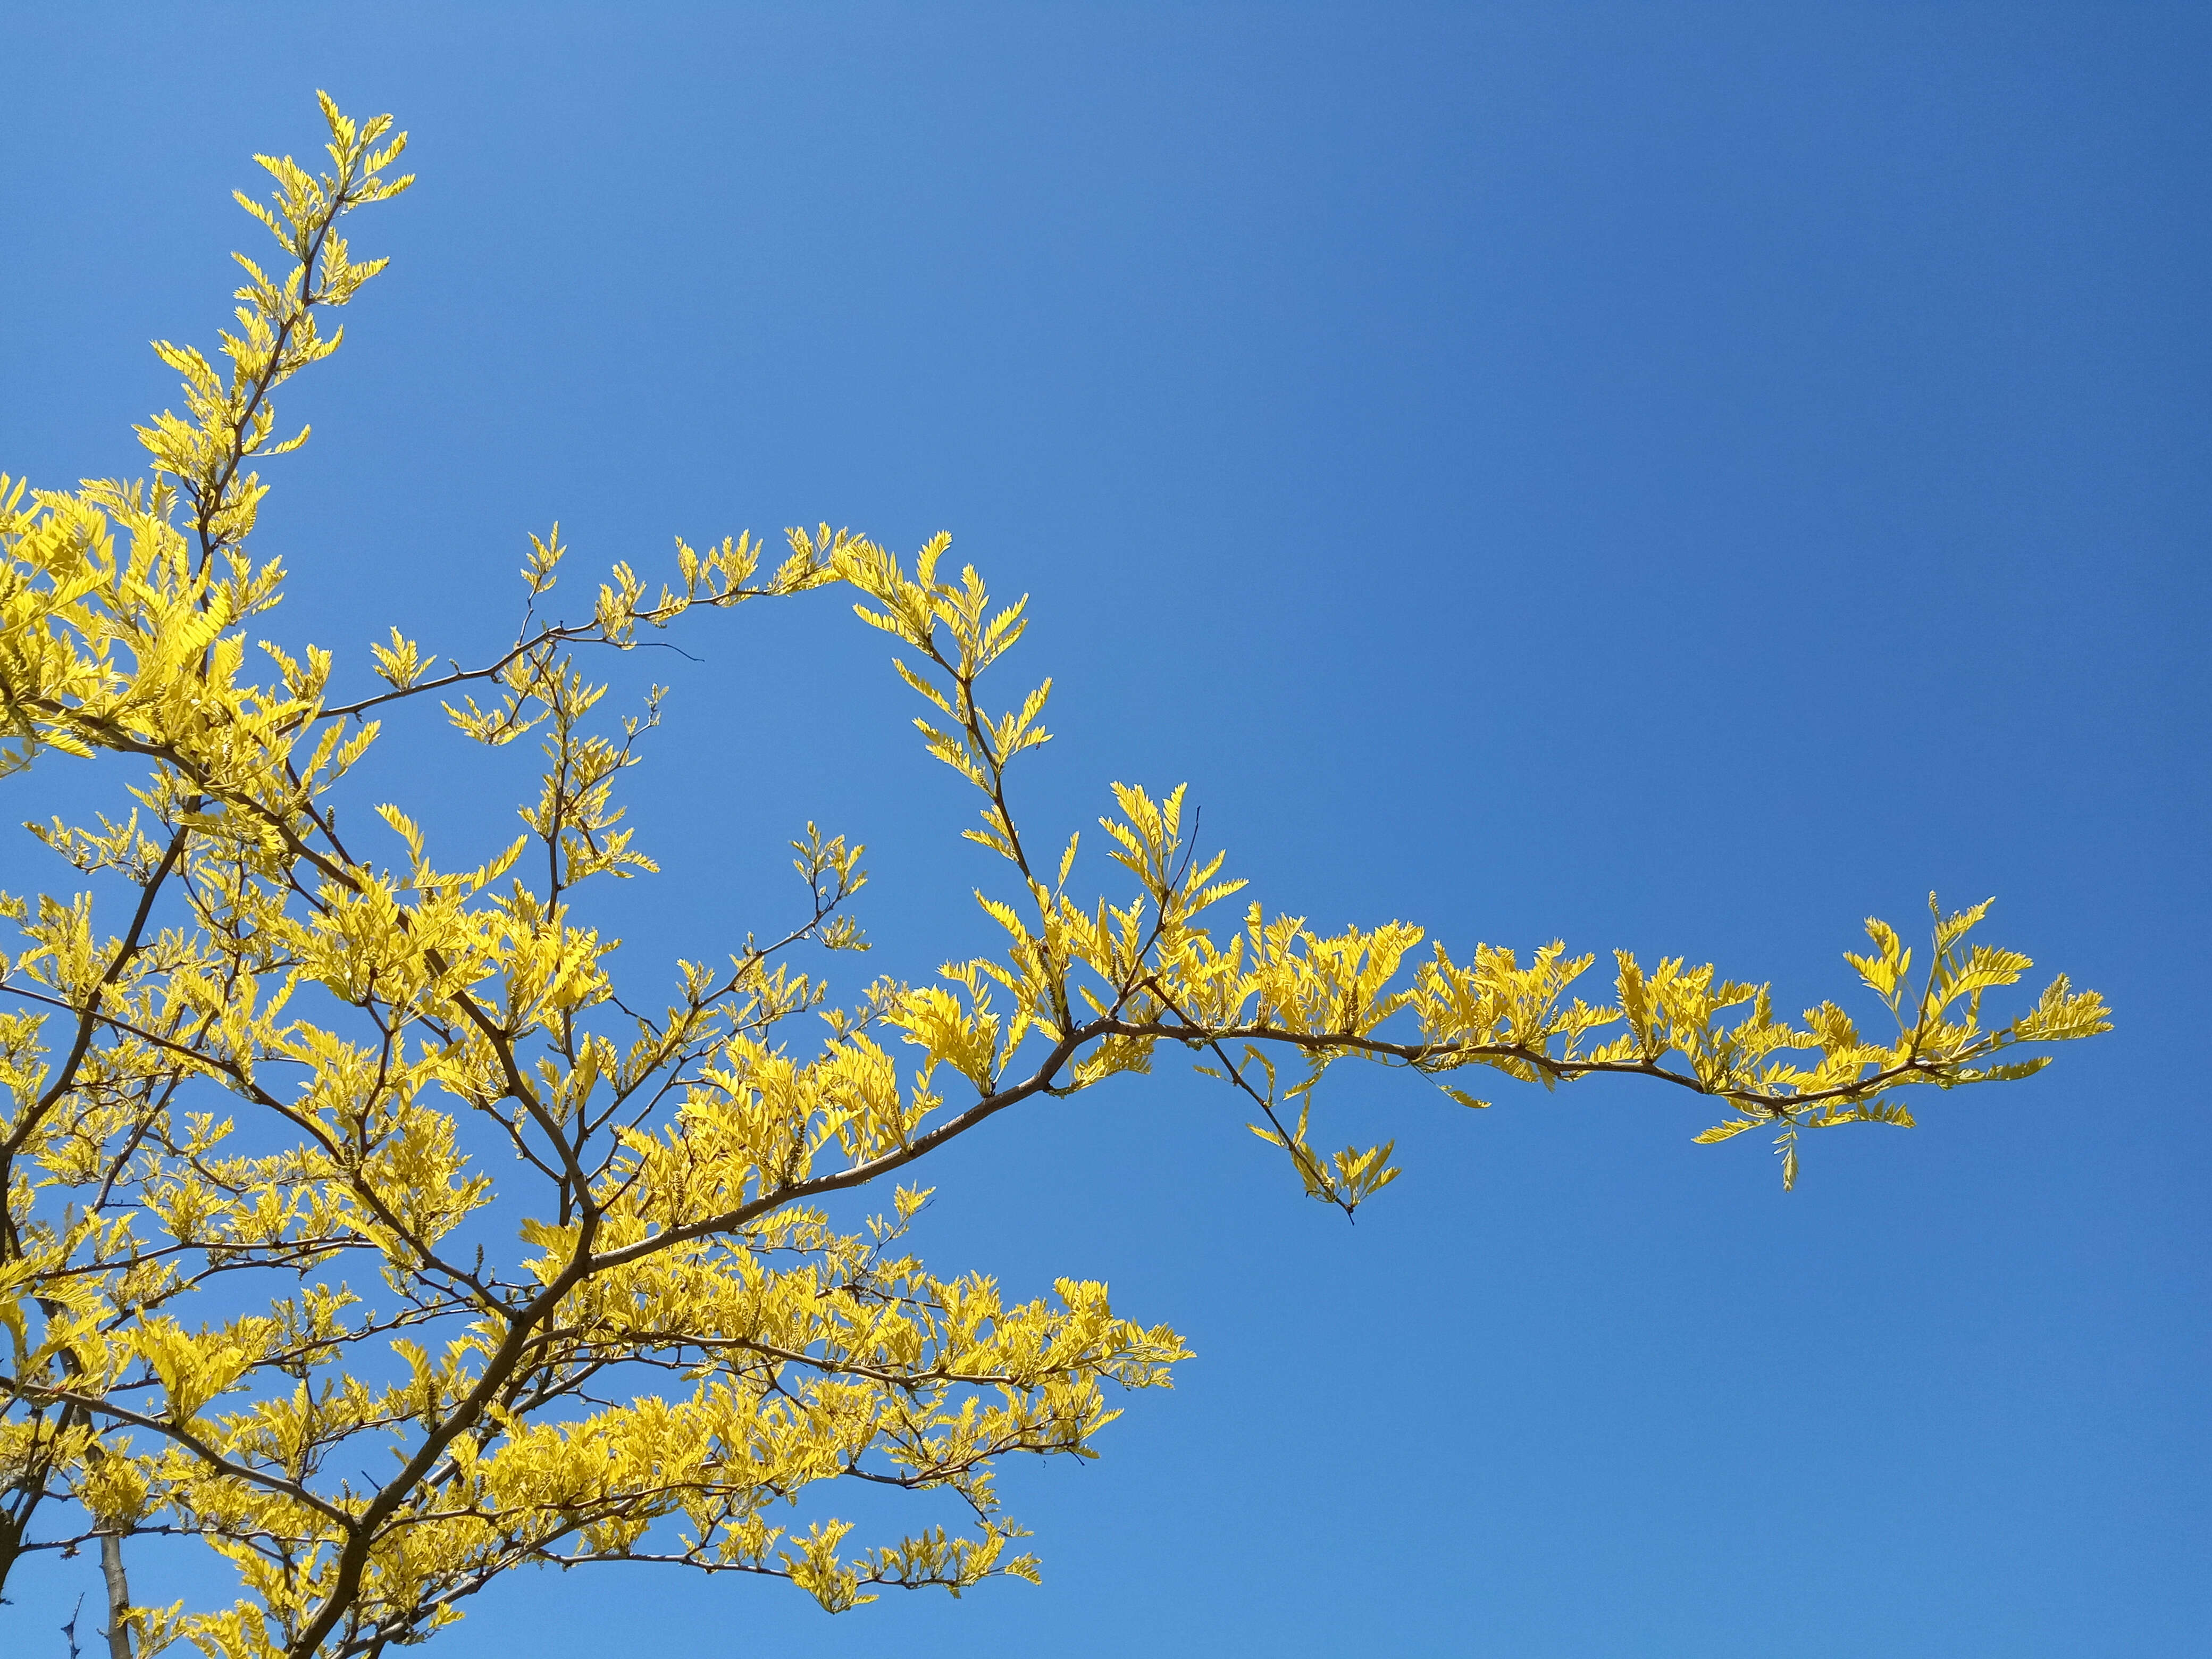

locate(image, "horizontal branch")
(13, 1382), (353, 1527)
(1097, 1018), (1957, 1115)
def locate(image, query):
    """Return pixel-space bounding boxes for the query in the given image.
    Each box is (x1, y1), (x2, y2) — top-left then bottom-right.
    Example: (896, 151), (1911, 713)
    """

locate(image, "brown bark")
(99, 1532), (132, 1659)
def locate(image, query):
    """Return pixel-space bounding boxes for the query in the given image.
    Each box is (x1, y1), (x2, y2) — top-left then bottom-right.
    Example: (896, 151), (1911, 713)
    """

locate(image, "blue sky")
(2, 4), (2205, 1655)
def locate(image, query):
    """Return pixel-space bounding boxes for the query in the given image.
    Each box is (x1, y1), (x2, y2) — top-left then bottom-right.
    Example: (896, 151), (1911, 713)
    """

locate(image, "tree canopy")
(0, 99), (2110, 1659)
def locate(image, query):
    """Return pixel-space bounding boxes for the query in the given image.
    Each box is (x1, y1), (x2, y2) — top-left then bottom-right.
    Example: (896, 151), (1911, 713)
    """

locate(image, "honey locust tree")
(0, 99), (2111, 1659)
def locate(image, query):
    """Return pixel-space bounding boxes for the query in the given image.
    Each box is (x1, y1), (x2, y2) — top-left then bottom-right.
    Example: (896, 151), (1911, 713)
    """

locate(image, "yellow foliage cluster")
(0, 99), (2107, 1657)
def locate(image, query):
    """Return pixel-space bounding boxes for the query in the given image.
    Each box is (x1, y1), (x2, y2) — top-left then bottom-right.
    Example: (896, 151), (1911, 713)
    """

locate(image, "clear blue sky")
(3, 5), (2205, 1655)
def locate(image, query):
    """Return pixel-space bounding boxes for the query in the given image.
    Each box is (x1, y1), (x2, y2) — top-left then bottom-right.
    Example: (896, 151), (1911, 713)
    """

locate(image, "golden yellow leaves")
(133, 1318), (256, 1426)
(0, 87), (2123, 1659)
(356, 1199), (1183, 1619)
(76, 1437), (153, 1532)
(642, 1021), (955, 1206)
(835, 551), (2106, 1202)
(368, 629), (427, 693)
(842, 534), (1053, 877)
(137, 97), (410, 565)
(5, 89), (1199, 1657)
